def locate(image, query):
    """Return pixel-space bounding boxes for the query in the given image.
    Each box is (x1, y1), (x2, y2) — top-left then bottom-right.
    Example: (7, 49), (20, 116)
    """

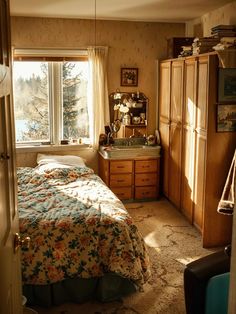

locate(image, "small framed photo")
(218, 68), (236, 103)
(120, 67), (138, 87)
(217, 104), (236, 132)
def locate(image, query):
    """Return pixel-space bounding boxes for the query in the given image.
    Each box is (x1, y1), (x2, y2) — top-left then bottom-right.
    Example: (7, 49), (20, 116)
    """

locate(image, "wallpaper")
(11, 17), (185, 170)
(11, 17), (185, 135)
(186, 1), (236, 37)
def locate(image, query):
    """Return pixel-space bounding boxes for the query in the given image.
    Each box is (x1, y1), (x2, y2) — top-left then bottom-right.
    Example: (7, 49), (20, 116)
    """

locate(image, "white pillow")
(37, 154), (86, 167)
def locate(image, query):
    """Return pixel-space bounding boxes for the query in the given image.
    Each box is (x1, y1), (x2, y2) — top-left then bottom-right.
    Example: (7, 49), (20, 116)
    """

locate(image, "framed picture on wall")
(120, 67), (138, 87)
(218, 68), (236, 103)
(216, 104), (236, 132)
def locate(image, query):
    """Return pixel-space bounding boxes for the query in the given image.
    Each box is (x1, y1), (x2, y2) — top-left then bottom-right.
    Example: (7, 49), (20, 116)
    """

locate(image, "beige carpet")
(31, 198), (216, 314)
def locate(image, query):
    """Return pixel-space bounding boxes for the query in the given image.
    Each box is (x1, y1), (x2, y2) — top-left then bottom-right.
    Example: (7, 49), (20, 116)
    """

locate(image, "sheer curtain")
(88, 46), (109, 148)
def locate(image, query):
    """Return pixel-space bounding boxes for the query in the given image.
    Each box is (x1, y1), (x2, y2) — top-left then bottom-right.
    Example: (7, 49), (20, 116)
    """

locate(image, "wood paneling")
(159, 53), (235, 247)
(181, 125), (195, 223)
(180, 59), (197, 223)
(168, 60), (184, 208)
(159, 62), (171, 121)
(159, 121), (170, 196)
(159, 61), (171, 198)
(193, 131), (206, 231)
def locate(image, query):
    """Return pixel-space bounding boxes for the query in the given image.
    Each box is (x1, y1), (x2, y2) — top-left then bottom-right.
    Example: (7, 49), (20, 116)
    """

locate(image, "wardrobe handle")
(0, 153), (10, 160)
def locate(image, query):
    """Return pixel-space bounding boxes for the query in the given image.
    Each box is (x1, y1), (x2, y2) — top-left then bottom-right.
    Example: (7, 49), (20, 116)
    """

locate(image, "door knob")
(14, 233), (31, 253)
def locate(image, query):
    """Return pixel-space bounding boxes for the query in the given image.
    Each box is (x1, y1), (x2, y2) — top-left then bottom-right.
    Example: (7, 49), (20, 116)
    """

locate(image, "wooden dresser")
(98, 154), (160, 201)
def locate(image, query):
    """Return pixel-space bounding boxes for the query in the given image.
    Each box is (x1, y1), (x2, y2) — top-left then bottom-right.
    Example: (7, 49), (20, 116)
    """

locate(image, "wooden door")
(159, 61), (171, 197)
(159, 61), (171, 121)
(159, 121), (169, 196)
(181, 58), (197, 222)
(169, 122), (182, 207)
(168, 60), (184, 208)
(0, 0), (23, 313)
(193, 130), (206, 231)
(200, 55), (234, 247)
(193, 57), (208, 231)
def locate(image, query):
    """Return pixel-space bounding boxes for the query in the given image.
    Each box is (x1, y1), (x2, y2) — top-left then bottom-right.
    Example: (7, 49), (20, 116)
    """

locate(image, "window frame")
(13, 49), (89, 147)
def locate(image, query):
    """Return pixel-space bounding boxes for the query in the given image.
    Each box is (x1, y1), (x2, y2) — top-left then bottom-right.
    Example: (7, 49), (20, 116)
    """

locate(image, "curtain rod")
(13, 47), (109, 54)
(13, 48), (88, 56)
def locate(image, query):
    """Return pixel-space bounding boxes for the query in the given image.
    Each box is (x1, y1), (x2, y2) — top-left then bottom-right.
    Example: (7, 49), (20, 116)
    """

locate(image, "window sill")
(16, 143), (93, 153)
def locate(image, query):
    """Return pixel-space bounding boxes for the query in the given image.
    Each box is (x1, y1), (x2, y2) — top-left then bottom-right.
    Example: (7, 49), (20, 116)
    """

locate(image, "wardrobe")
(159, 52), (235, 247)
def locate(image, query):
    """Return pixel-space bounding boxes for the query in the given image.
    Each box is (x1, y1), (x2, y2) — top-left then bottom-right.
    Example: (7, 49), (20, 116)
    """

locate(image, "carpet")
(32, 198), (216, 314)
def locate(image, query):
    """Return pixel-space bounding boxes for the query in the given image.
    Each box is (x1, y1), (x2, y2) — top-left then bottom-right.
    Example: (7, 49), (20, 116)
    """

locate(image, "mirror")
(109, 90), (148, 138)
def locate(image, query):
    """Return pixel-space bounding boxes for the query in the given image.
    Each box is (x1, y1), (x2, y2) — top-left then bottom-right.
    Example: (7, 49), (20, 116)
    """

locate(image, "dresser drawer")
(110, 174), (132, 187)
(135, 173), (157, 186)
(135, 186), (157, 199)
(111, 187), (132, 200)
(110, 160), (133, 173)
(135, 160), (158, 173)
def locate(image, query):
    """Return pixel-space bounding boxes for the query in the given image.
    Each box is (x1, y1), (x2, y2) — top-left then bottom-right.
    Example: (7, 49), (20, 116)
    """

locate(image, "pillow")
(37, 154), (86, 167)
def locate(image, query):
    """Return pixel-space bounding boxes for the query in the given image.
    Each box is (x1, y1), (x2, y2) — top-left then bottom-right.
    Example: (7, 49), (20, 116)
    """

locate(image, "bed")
(17, 154), (151, 306)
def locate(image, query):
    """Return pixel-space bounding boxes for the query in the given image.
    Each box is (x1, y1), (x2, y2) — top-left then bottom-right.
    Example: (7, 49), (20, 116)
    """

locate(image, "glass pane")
(13, 61), (50, 142)
(62, 61), (89, 140)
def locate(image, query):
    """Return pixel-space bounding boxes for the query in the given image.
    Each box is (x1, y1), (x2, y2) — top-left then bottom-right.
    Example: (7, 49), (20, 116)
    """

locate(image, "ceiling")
(10, 0), (233, 23)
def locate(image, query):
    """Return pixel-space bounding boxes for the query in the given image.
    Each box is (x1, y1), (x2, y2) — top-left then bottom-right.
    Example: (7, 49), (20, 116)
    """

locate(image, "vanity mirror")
(109, 90), (148, 138)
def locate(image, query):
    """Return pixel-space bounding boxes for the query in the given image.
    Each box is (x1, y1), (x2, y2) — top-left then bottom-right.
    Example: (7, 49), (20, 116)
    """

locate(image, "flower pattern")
(17, 164), (151, 289)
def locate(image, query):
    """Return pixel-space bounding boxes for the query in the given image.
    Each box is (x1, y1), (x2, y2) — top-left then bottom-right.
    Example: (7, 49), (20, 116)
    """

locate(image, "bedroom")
(0, 0), (236, 313)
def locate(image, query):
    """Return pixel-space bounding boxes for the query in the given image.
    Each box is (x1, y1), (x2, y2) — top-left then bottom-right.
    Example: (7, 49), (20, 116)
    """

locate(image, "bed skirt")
(23, 273), (137, 307)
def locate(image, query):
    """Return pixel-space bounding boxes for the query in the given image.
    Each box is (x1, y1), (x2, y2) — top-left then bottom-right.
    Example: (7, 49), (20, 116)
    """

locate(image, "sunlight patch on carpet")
(144, 231), (163, 248)
(175, 256), (205, 265)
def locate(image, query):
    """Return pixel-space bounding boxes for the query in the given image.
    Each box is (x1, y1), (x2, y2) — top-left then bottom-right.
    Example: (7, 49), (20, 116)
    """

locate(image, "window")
(13, 61), (50, 143)
(13, 52), (89, 145)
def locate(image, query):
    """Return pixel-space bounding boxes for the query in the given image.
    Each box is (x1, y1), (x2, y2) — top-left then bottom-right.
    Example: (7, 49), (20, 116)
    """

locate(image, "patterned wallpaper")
(11, 17), (185, 135)
(186, 1), (236, 37)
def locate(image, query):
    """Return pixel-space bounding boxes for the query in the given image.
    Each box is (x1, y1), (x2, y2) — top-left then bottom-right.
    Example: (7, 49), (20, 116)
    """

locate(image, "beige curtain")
(88, 46), (109, 148)
(0, 64), (11, 97)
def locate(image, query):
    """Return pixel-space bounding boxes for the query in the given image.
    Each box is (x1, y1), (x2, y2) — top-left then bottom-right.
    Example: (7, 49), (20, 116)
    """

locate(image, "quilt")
(17, 163), (151, 290)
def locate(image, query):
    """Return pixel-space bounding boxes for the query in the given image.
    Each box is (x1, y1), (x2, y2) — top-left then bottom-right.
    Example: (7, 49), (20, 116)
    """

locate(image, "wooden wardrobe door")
(159, 121), (170, 196)
(159, 61), (171, 197)
(181, 59), (197, 222)
(168, 60), (184, 208)
(159, 61), (171, 121)
(193, 57), (208, 231)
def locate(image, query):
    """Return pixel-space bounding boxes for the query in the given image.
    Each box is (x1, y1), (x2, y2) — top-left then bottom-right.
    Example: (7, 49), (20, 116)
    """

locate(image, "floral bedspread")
(17, 163), (151, 289)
